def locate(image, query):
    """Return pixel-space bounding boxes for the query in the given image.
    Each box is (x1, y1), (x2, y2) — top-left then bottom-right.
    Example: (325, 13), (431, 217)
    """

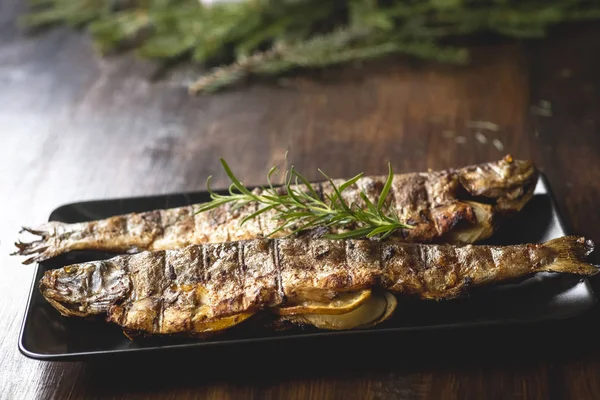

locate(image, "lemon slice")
(445, 200), (495, 244)
(290, 290), (397, 330)
(357, 291), (397, 329)
(275, 289), (372, 316)
(192, 312), (254, 333)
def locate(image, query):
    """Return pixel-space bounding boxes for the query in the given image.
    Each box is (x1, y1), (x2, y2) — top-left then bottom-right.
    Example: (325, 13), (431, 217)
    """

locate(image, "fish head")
(457, 155), (539, 212)
(39, 261), (131, 317)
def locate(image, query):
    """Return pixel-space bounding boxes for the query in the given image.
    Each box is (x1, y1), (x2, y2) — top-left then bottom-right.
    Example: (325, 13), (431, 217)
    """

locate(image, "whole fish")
(39, 236), (597, 338)
(14, 156), (537, 265)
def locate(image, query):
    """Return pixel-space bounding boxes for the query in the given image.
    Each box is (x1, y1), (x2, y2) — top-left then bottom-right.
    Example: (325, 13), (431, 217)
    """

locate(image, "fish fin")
(542, 236), (598, 276)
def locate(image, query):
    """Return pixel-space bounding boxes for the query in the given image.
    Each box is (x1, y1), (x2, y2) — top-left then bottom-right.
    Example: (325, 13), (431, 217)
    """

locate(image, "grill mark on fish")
(154, 206), (195, 249)
(39, 236), (598, 336)
(14, 157), (539, 264)
(155, 298), (164, 334)
(167, 262), (176, 281)
(239, 240), (248, 311)
(424, 176), (435, 230)
(187, 245), (206, 332)
(188, 270), (198, 333)
(417, 245), (428, 294)
(161, 250), (177, 333)
(273, 239), (284, 305)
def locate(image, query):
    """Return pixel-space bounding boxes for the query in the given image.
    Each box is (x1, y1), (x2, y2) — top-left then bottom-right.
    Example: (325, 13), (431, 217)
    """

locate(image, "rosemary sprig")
(22, 0), (600, 94)
(195, 158), (413, 240)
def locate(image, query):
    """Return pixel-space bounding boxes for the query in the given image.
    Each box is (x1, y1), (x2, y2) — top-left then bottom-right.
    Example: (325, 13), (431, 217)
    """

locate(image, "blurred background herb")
(20, 0), (600, 94)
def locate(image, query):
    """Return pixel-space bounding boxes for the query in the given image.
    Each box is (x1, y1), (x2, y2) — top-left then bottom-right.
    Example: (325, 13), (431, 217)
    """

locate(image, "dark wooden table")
(2, 0), (600, 397)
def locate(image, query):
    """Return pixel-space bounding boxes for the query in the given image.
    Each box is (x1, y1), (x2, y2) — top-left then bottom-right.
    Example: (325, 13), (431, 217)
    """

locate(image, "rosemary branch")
(22, 0), (600, 94)
(195, 158), (413, 240)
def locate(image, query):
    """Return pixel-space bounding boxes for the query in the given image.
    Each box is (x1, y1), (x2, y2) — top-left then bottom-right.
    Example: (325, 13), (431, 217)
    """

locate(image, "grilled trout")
(14, 156), (537, 265)
(39, 236), (597, 338)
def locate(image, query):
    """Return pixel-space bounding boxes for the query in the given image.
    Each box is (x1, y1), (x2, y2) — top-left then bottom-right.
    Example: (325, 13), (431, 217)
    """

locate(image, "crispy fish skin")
(39, 236), (597, 336)
(14, 156), (538, 265)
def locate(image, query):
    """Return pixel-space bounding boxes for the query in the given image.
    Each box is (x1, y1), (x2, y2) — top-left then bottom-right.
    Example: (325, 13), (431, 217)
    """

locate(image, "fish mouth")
(40, 292), (92, 317)
(37, 278), (80, 319)
(38, 272), (95, 317)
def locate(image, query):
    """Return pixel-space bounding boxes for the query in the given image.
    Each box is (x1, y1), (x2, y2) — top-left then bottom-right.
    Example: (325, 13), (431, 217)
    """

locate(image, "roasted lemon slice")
(356, 291), (397, 329)
(444, 200), (495, 244)
(289, 291), (397, 330)
(275, 289), (372, 316)
(192, 312), (254, 333)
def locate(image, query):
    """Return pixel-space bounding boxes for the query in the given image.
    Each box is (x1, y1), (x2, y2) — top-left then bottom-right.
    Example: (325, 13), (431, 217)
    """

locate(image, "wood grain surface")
(1, 0), (600, 397)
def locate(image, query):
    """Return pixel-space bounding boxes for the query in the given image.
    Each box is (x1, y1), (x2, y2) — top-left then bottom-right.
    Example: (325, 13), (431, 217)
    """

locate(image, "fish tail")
(542, 236), (599, 276)
(11, 222), (64, 264)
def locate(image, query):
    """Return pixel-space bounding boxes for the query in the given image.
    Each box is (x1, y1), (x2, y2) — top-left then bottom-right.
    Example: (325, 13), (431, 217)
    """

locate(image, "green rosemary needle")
(195, 158), (413, 240)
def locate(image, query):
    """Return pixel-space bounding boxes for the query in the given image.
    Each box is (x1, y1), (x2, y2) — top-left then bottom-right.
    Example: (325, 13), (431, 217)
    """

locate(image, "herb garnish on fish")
(196, 158), (414, 240)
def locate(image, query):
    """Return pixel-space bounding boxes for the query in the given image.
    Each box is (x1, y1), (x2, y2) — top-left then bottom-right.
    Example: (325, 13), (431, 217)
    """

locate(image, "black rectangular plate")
(18, 173), (597, 361)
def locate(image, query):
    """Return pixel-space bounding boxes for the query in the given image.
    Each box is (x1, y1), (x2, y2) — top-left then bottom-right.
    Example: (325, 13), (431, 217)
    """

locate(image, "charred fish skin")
(14, 201), (265, 265)
(277, 239), (381, 303)
(107, 240), (282, 335)
(380, 236), (597, 300)
(13, 156), (538, 265)
(43, 239), (283, 335)
(39, 236), (597, 337)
